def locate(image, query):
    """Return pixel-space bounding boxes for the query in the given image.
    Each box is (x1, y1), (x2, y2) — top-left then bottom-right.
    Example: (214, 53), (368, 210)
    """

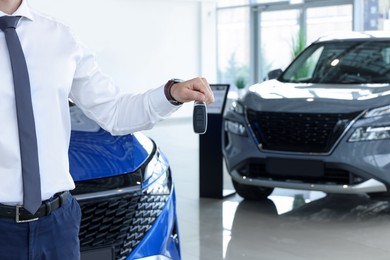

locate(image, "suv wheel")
(232, 180), (274, 200)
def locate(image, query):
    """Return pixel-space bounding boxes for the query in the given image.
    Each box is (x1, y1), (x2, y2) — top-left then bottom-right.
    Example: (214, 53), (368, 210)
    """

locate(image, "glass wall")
(260, 10), (300, 76)
(217, 0), (356, 88)
(363, 0), (390, 30)
(306, 5), (352, 43)
(217, 0), (249, 8)
(217, 7), (250, 91)
(216, 0), (390, 88)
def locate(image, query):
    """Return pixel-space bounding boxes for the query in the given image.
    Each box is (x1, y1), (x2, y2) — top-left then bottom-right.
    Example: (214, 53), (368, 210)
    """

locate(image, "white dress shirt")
(0, 1), (179, 205)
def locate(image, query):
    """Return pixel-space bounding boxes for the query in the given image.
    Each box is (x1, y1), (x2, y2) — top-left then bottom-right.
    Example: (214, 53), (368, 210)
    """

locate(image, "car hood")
(68, 106), (153, 181)
(244, 80), (390, 113)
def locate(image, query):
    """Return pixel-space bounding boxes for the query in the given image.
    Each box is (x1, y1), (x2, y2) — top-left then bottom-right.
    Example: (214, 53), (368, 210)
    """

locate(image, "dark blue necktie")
(0, 16), (42, 214)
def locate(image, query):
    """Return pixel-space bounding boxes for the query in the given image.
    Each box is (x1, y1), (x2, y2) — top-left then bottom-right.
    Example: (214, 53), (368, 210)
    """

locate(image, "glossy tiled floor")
(142, 114), (390, 260)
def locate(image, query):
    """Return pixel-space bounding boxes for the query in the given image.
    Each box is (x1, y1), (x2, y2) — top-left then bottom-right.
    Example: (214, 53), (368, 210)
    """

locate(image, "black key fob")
(193, 101), (207, 134)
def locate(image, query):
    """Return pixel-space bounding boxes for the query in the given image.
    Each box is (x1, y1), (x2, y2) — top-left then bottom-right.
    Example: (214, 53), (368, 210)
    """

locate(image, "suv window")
(281, 40), (390, 84)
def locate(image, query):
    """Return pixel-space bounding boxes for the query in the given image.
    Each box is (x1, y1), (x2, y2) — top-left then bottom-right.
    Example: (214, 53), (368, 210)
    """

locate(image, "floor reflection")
(199, 189), (390, 260)
(268, 189), (326, 215)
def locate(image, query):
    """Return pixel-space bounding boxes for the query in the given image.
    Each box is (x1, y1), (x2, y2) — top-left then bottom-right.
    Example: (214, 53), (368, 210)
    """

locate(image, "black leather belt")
(0, 191), (69, 223)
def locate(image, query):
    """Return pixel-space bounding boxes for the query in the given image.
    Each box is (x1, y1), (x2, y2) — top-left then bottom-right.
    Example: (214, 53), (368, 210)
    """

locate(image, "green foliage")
(291, 29), (310, 80)
(291, 29), (306, 60)
(235, 77), (247, 89)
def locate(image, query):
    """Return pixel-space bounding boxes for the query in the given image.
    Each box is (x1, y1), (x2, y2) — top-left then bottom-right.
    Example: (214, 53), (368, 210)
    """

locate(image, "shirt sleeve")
(68, 40), (180, 135)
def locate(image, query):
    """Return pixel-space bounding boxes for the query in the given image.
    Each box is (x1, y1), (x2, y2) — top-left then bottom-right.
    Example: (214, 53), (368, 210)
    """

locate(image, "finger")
(170, 81), (205, 103)
(171, 77), (214, 104)
(197, 77), (214, 104)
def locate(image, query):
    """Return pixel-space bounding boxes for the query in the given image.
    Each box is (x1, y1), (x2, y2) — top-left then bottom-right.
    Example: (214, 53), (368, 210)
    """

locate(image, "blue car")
(68, 104), (181, 260)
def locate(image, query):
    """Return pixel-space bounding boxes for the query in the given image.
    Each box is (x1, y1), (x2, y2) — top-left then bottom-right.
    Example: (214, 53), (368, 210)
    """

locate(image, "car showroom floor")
(142, 109), (390, 260)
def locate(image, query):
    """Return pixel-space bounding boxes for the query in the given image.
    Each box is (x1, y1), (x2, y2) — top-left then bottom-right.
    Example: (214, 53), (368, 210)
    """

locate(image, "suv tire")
(232, 180), (274, 200)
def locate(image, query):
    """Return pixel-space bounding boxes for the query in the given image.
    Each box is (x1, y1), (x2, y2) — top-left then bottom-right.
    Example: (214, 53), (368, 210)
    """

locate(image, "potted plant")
(235, 76), (247, 98)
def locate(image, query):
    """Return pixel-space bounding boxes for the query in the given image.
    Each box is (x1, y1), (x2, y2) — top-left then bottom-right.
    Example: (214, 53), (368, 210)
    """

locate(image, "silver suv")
(222, 31), (390, 200)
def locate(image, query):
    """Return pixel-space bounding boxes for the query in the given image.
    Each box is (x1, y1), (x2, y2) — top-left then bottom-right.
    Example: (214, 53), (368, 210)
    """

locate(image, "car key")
(193, 101), (208, 134)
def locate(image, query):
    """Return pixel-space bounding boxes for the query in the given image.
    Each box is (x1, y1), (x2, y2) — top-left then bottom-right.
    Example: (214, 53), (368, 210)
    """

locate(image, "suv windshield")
(280, 40), (390, 84)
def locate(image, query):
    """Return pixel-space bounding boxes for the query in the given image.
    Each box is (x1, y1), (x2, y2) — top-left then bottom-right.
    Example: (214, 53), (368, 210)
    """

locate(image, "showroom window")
(257, 2), (353, 81)
(363, 0), (390, 30)
(216, 0), (357, 89)
(217, 6), (250, 92)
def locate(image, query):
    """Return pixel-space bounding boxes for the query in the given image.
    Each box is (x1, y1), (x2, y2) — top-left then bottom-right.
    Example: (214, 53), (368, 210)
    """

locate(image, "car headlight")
(224, 120), (247, 136)
(348, 126), (390, 142)
(364, 105), (390, 118)
(143, 150), (171, 195)
(348, 105), (390, 142)
(145, 169), (171, 195)
(231, 101), (245, 115)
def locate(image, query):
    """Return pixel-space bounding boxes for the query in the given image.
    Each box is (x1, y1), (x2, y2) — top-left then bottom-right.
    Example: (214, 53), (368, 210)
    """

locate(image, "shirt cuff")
(149, 85), (181, 117)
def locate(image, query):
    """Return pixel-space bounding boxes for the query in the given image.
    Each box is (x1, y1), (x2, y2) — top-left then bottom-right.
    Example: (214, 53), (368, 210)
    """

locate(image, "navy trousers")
(0, 194), (81, 260)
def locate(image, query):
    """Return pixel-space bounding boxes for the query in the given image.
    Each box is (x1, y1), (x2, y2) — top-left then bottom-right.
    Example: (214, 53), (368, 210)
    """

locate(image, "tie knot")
(0, 16), (21, 31)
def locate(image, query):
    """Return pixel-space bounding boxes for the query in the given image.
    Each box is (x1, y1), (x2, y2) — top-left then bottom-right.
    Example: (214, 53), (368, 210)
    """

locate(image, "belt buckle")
(16, 205), (39, 223)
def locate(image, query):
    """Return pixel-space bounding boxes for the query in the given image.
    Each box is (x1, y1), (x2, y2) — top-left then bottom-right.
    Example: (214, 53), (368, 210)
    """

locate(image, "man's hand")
(170, 77), (215, 105)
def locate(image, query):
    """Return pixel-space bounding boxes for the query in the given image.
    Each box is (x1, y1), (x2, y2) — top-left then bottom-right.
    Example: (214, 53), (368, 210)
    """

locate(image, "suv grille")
(247, 110), (361, 153)
(78, 190), (169, 260)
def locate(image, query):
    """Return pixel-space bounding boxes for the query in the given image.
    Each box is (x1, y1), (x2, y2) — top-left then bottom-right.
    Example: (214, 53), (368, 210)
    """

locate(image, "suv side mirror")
(267, 69), (283, 80)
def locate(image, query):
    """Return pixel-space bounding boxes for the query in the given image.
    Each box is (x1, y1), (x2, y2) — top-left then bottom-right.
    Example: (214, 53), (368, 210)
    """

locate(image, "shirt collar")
(0, 0), (34, 21)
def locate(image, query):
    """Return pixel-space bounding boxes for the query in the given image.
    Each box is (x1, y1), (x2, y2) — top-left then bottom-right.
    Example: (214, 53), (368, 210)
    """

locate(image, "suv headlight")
(224, 120), (247, 136)
(349, 105), (390, 142)
(364, 105), (390, 118)
(349, 126), (390, 142)
(231, 101), (245, 115)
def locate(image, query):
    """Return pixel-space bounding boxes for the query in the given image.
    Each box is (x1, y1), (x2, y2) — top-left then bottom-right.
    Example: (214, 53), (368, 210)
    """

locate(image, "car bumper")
(223, 116), (390, 194)
(231, 169), (387, 193)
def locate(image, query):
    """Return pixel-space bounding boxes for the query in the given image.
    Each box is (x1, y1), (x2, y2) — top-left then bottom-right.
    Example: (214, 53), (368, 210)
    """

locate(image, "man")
(0, 0), (214, 259)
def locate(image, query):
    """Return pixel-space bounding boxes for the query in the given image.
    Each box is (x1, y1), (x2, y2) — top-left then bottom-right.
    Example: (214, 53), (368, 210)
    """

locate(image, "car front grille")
(78, 190), (169, 260)
(117, 192), (169, 260)
(247, 110), (361, 153)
